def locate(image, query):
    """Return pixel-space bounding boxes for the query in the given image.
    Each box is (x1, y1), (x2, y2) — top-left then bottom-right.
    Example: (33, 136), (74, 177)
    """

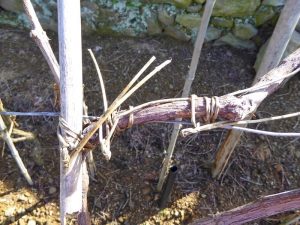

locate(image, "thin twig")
(71, 59), (171, 159)
(12, 128), (35, 139)
(88, 49), (108, 110)
(0, 116), (33, 185)
(88, 49), (112, 160)
(228, 68), (300, 97)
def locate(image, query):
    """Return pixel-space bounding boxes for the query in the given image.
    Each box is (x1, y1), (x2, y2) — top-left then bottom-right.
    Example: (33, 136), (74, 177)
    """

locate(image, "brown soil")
(0, 28), (300, 225)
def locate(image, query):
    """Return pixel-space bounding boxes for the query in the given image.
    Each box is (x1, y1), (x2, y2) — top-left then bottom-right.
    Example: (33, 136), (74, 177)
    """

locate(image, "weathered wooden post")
(212, 0), (300, 178)
(57, 0), (88, 224)
(157, 0), (216, 191)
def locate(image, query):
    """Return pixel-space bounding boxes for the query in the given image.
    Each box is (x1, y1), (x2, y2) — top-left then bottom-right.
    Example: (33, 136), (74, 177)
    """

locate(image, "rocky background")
(0, 0), (299, 70)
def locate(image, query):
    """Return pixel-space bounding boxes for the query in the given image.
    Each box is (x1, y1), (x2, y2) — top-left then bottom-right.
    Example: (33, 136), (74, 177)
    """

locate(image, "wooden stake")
(57, 0), (86, 224)
(212, 0), (300, 178)
(157, 0), (216, 191)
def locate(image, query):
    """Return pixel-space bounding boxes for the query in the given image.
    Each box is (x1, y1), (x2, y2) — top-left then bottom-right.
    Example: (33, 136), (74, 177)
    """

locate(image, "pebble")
(27, 219), (36, 225)
(4, 207), (15, 217)
(118, 216), (124, 223)
(17, 208), (25, 214)
(18, 218), (26, 225)
(49, 186), (57, 194)
(295, 150), (300, 159)
(142, 186), (151, 195)
(173, 210), (179, 217)
(174, 219), (180, 225)
(145, 195), (152, 202)
(48, 177), (54, 184)
(18, 194), (28, 202)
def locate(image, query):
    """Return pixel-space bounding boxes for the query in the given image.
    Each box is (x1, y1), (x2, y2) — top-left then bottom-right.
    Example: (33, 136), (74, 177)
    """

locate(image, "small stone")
(226, 50), (233, 57)
(17, 208), (25, 214)
(180, 210), (185, 220)
(214, 32), (256, 49)
(174, 219), (180, 224)
(193, 0), (206, 3)
(48, 177), (54, 184)
(49, 186), (57, 195)
(172, 0), (192, 9)
(154, 193), (160, 201)
(187, 4), (202, 13)
(154, 86), (160, 93)
(213, 0), (261, 17)
(295, 151), (300, 159)
(145, 195), (152, 202)
(0, 0), (23, 12)
(146, 10), (162, 35)
(174, 210), (179, 217)
(164, 26), (191, 42)
(142, 186), (152, 195)
(27, 219), (36, 225)
(262, 0), (285, 6)
(10, 216), (15, 222)
(118, 216), (124, 223)
(204, 26), (223, 42)
(255, 5), (275, 26)
(233, 20), (258, 40)
(158, 6), (175, 26)
(5, 207), (15, 217)
(175, 13), (201, 29)
(201, 193), (207, 198)
(17, 194), (28, 202)
(18, 218), (26, 225)
(211, 17), (234, 28)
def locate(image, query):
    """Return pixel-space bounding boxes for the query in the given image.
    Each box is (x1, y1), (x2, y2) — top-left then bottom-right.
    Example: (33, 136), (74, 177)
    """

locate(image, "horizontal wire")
(224, 125), (300, 137)
(1, 112), (300, 137)
(0, 111), (99, 119)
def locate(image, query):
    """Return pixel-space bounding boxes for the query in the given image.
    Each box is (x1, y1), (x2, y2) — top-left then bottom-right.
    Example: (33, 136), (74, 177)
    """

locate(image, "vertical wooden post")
(57, 0), (86, 224)
(254, 0), (300, 81)
(157, 0), (216, 191)
(211, 0), (300, 178)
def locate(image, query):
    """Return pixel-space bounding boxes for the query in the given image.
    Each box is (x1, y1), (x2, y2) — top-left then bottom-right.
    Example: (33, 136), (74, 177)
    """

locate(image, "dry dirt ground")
(0, 27), (300, 225)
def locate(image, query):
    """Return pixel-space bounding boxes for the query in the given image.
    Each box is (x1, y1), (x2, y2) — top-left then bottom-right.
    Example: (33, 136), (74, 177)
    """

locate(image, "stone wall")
(0, 0), (286, 50)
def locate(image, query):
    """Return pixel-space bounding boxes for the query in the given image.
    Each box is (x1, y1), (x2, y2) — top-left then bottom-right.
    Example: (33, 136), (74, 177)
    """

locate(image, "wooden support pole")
(190, 189), (300, 225)
(157, 0), (216, 191)
(211, 0), (300, 178)
(255, 0), (300, 81)
(23, 0), (60, 84)
(57, 0), (88, 224)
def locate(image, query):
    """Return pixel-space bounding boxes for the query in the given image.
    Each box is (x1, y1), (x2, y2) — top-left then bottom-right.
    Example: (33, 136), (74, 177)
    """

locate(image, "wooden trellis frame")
(18, 0), (300, 224)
